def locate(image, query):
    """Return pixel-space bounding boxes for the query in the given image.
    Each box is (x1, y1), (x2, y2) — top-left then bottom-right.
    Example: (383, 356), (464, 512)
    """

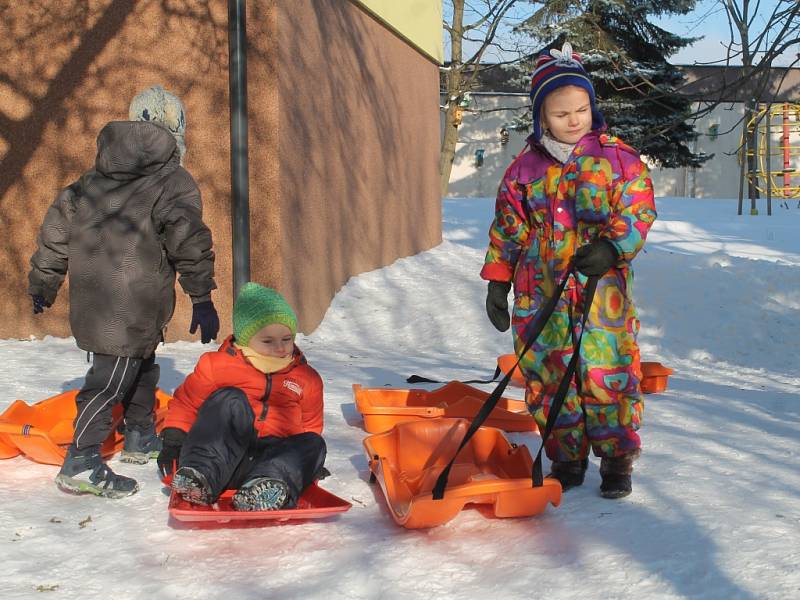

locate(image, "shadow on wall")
(279, 0), (440, 329)
(0, 0), (231, 340)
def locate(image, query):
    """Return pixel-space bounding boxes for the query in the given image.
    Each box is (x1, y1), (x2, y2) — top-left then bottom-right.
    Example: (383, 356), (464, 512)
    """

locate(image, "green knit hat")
(233, 283), (298, 346)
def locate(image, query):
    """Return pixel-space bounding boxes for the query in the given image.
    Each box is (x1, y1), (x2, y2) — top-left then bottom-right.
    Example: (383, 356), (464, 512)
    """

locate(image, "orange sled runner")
(364, 418), (561, 529)
(353, 381), (535, 433)
(0, 389), (172, 465)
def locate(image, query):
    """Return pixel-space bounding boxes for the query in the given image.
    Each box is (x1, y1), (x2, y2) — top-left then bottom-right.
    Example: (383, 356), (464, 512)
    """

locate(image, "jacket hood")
(95, 121), (179, 180)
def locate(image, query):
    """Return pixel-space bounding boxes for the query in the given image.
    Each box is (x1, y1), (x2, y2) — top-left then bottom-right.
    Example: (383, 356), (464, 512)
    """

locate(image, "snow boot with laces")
(600, 449), (641, 499)
(171, 466), (214, 505)
(232, 477), (289, 511)
(55, 446), (139, 498)
(547, 458), (588, 491)
(120, 421), (162, 464)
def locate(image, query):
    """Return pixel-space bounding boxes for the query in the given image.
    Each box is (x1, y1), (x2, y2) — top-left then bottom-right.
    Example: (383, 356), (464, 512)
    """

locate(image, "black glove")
(574, 239), (619, 277)
(189, 300), (220, 344)
(31, 295), (51, 314)
(486, 281), (512, 332)
(157, 427), (187, 478)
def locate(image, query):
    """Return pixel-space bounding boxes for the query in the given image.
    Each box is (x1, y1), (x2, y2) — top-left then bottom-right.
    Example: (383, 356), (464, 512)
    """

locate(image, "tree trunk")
(440, 0), (464, 198)
(439, 100), (462, 198)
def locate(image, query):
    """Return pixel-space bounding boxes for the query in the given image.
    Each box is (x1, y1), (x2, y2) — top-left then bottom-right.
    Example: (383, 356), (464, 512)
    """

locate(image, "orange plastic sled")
(353, 381), (535, 434)
(496, 354), (527, 388)
(0, 389), (172, 465)
(364, 418), (561, 529)
(640, 361), (674, 394)
(498, 354), (675, 395)
(167, 482), (352, 525)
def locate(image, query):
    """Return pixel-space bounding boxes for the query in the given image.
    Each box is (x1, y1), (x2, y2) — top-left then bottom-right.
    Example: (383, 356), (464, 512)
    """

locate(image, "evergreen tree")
(511, 0), (710, 168)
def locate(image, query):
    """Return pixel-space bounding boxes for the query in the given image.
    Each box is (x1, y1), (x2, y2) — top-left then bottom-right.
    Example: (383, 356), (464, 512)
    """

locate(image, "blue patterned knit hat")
(529, 42), (605, 141)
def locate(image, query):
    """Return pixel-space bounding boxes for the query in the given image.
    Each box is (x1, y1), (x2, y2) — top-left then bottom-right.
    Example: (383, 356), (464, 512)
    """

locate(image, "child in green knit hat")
(159, 283), (327, 511)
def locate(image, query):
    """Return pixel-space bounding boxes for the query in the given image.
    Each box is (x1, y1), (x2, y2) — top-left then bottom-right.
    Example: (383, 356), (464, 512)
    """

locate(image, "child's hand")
(486, 281), (512, 332)
(574, 239), (619, 277)
(189, 300), (220, 344)
(31, 295), (51, 314)
(157, 428), (187, 477)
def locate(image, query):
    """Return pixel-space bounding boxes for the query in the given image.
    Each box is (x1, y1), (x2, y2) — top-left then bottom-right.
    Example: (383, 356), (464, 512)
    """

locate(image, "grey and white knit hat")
(128, 85), (186, 161)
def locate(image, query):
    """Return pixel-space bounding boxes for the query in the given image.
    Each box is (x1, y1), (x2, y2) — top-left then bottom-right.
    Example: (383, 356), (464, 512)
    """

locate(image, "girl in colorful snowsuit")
(158, 283), (326, 511)
(481, 43), (656, 498)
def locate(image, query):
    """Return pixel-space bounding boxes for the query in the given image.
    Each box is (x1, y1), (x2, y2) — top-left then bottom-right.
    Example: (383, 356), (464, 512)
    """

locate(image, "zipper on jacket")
(259, 373), (273, 421)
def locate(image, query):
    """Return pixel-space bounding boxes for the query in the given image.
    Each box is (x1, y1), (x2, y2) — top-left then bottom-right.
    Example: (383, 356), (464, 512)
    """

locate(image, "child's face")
(247, 323), (295, 358)
(541, 85), (593, 144)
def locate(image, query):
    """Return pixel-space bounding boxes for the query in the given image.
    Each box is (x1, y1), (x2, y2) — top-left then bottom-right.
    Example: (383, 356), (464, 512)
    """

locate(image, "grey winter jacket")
(28, 121), (216, 357)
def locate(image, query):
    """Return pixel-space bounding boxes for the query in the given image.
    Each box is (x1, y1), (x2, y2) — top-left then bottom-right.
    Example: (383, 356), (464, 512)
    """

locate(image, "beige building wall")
(0, 0), (441, 342)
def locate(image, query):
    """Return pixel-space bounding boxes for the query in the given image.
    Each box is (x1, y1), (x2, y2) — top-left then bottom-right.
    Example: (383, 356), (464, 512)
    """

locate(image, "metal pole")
(229, 0), (250, 297)
(766, 104), (772, 215)
(737, 135), (745, 216)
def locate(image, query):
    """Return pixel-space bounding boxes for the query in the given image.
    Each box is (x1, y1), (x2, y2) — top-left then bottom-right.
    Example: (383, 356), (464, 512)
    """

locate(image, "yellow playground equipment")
(743, 102), (800, 206)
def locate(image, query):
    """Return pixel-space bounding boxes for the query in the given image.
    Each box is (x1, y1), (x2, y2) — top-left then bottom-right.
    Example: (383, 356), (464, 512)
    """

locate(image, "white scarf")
(540, 132), (576, 164)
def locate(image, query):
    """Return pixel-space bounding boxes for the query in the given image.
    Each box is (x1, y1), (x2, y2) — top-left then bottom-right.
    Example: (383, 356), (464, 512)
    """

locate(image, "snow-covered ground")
(1, 197), (799, 599)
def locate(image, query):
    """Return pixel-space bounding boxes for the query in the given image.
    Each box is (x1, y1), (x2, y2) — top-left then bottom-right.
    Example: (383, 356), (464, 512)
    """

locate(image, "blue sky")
(654, 0), (798, 66)
(445, 1), (798, 66)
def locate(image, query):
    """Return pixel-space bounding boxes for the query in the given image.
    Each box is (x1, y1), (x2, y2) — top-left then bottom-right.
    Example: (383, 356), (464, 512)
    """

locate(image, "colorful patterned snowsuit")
(481, 131), (656, 461)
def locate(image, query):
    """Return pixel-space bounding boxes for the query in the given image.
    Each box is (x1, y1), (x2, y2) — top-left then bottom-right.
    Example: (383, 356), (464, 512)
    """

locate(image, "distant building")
(444, 64), (800, 200)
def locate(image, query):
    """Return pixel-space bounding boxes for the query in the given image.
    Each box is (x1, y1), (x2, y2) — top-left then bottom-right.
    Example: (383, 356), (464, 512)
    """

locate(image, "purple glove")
(32, 295), (51, 314)
(189, 300), (219, 344)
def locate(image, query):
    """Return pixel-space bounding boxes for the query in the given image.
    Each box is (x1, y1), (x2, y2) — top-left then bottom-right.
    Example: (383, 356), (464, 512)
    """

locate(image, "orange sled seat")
(364, 418), (561, 529)
(353, 381), (535, 434)
(167, 483), (352, 526)
(0, 389), (172, 465)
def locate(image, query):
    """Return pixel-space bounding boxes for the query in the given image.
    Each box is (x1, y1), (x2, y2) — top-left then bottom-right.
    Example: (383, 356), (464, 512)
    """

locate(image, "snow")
(2, 197), (800, 599)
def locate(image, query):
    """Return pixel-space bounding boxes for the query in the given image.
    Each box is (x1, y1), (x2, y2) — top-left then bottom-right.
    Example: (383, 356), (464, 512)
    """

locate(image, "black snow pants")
(72, 354), (160, 451)
(178, 387), (327, 507)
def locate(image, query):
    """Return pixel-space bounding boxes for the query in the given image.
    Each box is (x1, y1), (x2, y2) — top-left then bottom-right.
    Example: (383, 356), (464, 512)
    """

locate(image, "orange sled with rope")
(0, 389), (172, 465)
(353, 381), (535, 434)
(364, 418), (561, 529)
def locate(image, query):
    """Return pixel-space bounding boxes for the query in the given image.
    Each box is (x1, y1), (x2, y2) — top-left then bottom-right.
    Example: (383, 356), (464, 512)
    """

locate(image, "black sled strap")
(406, 366), (502, 386)
(530, 275), (597, 487)
(432, 271), (591, 500)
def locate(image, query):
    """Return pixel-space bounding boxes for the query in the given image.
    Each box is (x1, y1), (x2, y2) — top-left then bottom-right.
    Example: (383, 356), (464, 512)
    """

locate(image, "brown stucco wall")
(277, 0), (442, 331)
(0, 0), (439, 342)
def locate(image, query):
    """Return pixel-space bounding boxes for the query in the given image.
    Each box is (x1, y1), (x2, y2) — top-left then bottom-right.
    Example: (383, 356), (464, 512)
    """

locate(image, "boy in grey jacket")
(29, 86), (219, 498)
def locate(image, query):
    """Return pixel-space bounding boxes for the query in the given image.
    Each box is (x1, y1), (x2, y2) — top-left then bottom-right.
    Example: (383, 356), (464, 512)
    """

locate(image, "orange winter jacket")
(164, 336), (323, 437)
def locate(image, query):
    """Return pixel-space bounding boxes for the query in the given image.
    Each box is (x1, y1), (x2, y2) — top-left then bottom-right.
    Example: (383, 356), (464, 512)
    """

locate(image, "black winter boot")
(547, 458), (589, 491)
(55, 446), (139, 498)
(599, 449), (641, 499)
(232, 478), (289, 511)
(120, 421), (162, 464)
(172, 466), (213, 505)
